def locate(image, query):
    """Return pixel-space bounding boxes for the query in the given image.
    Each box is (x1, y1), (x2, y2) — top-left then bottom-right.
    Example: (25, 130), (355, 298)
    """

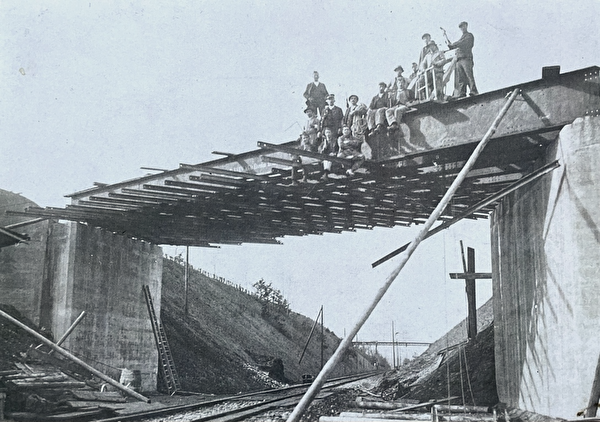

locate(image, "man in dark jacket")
(367, 82), (390, 134)
(445, 21), (478, 98)
(320, 94), (344, 136)
(303, 71), (329, 116)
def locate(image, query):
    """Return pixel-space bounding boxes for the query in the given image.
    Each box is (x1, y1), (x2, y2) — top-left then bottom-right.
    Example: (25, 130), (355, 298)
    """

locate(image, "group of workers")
(295, 21), (478, 182)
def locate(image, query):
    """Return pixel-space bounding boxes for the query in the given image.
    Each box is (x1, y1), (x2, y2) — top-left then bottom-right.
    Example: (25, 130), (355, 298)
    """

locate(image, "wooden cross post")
(449, 242), (492, 341)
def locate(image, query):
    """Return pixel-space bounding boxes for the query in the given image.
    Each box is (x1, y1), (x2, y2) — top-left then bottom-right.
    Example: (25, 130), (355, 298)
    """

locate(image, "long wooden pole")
(46, 310), (87, 355)
(299, 306), (323, 365)
(184, 246), (189, 316)
(466, 247), (477, 340)
(320, 306), (324, 370)
(0, 308), (151, 403)
(585, 353), (600, 417)
(287, 88), (520, 422)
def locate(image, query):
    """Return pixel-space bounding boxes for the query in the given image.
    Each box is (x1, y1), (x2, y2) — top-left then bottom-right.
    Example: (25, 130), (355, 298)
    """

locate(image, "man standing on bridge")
(445, 21), (479, 98)
(303, 71), (329, 117)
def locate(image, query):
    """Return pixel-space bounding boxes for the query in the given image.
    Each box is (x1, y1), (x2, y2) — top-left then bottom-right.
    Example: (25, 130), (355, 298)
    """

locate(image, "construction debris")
(0, 305), (142, 421)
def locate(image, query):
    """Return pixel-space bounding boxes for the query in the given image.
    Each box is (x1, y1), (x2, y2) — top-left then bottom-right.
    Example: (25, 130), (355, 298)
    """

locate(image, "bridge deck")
(9, 67), (600, 246)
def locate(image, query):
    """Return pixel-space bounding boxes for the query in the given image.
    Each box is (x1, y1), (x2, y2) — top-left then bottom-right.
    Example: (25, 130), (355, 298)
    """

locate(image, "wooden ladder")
(143, 285), (181, 395)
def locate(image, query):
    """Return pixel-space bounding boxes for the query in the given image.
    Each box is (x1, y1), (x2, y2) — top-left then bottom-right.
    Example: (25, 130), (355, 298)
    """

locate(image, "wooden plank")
(71, 390), (127, 403)
(449, 272), (492, 280)
(10, 380), (87, 389)
(433, 404), (490, 413)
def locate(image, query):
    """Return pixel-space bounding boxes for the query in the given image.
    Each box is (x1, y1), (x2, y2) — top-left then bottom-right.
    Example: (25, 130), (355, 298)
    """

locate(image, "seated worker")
(386, 65), (410, 133)
(321, 94), (344, 136)
(303, 107), (321, 149)
(292, 131), (314, 184)
(318, 127), (338, 181)
(367, 82), (390, 135)
(299, 130), (318, 152)
(337, 125), (365, 176)
(343, 94), (368, 141)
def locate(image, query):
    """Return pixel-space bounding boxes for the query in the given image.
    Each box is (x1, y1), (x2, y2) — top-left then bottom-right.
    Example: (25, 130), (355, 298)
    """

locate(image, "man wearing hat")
(343, 94), (368, 142)
(303, 71), (329, 116)
(320, 94), (344, 136)
(302, 107), (321, 150)
(445, 21), (478, 98)
(419, 33), (433, 65)
(418, 41), (452, 101)
(367, 82), (391, 135)
(386, 65), (411, 132)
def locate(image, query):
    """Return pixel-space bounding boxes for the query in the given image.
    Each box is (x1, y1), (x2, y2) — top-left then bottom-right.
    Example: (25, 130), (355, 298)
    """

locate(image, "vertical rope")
(463, 344), (476, 405)
(458, 344), (466, 409)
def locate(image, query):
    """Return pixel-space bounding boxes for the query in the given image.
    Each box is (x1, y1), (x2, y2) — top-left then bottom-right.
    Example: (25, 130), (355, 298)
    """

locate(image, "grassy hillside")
(161, 257), (384, 394)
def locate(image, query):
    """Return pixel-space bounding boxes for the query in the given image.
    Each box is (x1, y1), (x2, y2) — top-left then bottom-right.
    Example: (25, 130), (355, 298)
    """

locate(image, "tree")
(253, 278), (290, 315)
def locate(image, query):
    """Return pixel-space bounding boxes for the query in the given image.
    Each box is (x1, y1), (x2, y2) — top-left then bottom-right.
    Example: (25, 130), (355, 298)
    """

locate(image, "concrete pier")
(491, 116), (600, 418)
(0, 212), (162, 392)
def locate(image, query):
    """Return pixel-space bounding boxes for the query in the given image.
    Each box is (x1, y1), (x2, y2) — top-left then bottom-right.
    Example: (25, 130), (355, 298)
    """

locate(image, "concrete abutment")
(492, 116), (600, 418)
(0, 219), (162, 392)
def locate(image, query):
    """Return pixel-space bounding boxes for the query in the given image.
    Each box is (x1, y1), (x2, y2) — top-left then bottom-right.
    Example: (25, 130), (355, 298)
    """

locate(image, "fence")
(165, 255), (257, 298)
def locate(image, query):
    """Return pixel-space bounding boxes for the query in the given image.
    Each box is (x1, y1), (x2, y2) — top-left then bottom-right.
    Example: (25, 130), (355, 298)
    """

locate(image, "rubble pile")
(372, 323), (498, 406)
(0, 305), (126, 421)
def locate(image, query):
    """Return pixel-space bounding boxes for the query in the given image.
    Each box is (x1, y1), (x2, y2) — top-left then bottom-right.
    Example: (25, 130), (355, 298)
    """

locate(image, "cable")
(463, 343), (476, 405)
(458, 344), (466, 409)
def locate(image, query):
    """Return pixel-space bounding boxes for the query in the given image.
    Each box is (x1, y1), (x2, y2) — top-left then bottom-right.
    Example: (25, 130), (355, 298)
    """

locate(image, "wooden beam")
(371, 160), (560, 267)
(258, 141), (374, 168)
(465, 246), (477, 340)
(449, 272), (493, 279)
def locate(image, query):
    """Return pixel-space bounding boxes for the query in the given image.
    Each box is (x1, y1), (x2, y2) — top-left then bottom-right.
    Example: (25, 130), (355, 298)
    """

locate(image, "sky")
(1, 1), (598, 364)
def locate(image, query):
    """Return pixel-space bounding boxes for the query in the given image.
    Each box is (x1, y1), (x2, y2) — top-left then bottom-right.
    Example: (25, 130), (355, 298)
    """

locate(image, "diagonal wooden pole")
(287, 88), (521, 422)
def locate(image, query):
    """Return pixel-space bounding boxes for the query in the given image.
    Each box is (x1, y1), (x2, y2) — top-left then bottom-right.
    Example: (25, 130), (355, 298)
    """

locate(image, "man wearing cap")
(419, 41), (452, 101)
(303, 71), (329, 116)
(367, 82), (390, 134)
(343, 94), (368, 138)
(302, 107), (321, 150)
(343, 95), (367, 127)
(419, 33), (432, 66)
(386, 66), (410, 132)
(320, 94), (344, 136)
(445, 21), (478, 98)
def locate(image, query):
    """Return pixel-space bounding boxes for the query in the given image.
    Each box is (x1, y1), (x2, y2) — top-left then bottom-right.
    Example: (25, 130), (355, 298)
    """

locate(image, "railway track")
(95, 371), (379, 422)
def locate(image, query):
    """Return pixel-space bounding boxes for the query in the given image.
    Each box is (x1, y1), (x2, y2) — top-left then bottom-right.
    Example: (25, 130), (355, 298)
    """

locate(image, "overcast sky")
(1, 1), (598, 364)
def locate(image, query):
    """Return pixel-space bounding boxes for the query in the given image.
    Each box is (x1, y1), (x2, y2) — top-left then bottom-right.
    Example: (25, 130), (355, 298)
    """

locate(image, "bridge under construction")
(3, 65), (600, 419)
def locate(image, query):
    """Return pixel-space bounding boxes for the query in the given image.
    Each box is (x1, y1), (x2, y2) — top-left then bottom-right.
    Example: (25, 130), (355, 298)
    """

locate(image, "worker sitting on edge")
(337, 125), (365, 177)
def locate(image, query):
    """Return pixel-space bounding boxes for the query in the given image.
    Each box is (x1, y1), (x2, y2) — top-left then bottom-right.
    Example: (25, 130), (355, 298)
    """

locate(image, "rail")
(94, 371), (379, 422)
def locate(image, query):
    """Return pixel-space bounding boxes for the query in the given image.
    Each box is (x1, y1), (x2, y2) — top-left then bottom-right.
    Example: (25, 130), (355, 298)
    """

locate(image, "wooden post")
(320, 306), (324, 370)
(184, 246), (189, 316)
(466, 247), (477, 340)
(585, 352), (600, 417)
(0, 308), (151, 403)
(391, 321), (396, 368)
